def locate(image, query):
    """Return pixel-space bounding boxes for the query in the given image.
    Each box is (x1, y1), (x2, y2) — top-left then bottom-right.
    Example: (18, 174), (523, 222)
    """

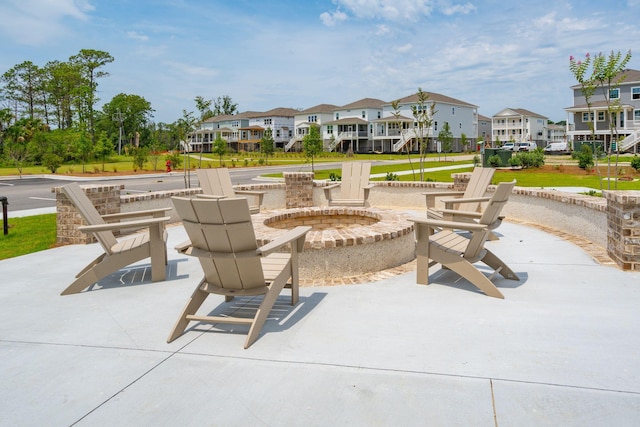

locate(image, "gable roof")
(337, 98), (386, 110)
(298, 104), (338, 114)
(570, 68), (640, 89)
(493, 108), (547, 119)
(389, 92), (477, 108)
(250, 107), (299, 118)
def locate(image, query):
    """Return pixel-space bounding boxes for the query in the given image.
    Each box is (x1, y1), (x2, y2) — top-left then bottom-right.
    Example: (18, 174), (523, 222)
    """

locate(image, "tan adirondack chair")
(424, 167), (495, 218)
(196, 168), (264, 213)
(323, 162), (374, 207)
(169, 196), (311, 348)
(60, 182), (170, 296)
(411, 180), (518, 299)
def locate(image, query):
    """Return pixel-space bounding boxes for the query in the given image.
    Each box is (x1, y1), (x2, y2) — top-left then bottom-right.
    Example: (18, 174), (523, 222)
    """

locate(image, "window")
(308, 115), (317, 123)
(610, 88), (620, 99)
(264, 118), (272, 125)
(582, 112), (594, 122)
(362, 111), (366, 119)
(377, 112), (381, 119)
(335, 113), (339, 120)
(597, 111), (605, 121)
(634, 110), (640, 121)
(327, 125), (333, 134)
(632, 87), (640, 100)
(276, 130), (280, 137)
(434, 121), (438, 131)
(452, 107), (455, 116)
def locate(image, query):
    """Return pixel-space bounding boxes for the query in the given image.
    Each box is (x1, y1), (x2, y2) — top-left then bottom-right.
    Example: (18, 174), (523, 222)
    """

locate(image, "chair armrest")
(439, 196), (490, 205)
(79, 216), (170, 233)
(409, 216), (487, 232)
(423, 191), (463, 209)
(438, 209), (482, 219)
(257, 226), (311, 256)
(175, 240), (192, 253)
(323, 183), (341, 201)
(235, 189), (265, 206)
(102, 207), (171, 221)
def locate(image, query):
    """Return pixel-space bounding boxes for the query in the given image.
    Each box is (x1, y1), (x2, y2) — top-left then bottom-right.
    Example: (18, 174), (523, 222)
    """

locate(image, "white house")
(322, 98), (386, 153)
(491, 108), (547, 146)
(289, 104), (337, 152)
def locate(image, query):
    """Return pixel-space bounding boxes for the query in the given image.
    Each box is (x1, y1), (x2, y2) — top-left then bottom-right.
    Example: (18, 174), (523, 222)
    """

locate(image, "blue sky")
(1, 0), (639, 124)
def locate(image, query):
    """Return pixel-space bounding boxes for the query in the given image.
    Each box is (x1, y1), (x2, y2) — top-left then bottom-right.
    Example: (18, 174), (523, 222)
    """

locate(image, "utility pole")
(112, 109), (124, 155)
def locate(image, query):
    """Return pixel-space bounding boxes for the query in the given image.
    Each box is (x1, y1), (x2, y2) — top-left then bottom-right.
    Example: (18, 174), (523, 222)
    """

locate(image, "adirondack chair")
(169, 196), (311, 348)
(323, 162), (374, 207)
(60, 182), (170, 296)
(196, 168), (264, 213)
(410, 180), (518, 299)
(424, 167), (495, 219)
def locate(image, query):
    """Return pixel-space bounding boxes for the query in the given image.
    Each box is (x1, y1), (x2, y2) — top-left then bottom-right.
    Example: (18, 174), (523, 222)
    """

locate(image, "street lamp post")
(112, 109), (124, 155)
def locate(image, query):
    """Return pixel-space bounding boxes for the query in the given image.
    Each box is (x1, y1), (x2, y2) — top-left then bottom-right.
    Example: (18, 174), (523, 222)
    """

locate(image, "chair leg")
(167, 279), (209, 343)
(444, 258), (505, 299)
(482, 250), (519, 280)
(245, 263), (291, 349)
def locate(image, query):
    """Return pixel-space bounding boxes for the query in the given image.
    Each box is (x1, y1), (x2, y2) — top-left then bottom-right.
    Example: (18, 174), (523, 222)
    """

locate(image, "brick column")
(284, 172), (313, 209)
(452, 171), (472, 192)
(53, 184), (123, 245)
(604, 190), (640, 271)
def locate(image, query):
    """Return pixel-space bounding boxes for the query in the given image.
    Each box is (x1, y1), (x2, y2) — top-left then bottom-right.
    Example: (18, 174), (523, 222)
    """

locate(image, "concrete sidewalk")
(1, 220), (639, 426)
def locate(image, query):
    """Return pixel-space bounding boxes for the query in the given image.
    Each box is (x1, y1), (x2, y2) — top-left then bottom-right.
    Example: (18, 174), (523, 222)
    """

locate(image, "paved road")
(0, 156), (475, 213)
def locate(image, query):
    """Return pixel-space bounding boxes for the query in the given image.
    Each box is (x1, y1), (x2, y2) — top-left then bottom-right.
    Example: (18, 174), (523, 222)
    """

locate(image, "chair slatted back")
(62, 183), (118, 253)
(197, 168), (236, 197)
(464, 180), (516, 260)
(340, 162), (371, 200)
(172, 196), (266, 291)
(457, 167), (495, 213)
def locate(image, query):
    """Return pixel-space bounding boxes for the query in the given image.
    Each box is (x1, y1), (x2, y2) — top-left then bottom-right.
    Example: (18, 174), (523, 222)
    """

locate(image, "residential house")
(477, 114), (492, 146)
(323, 98), (386, 153)
(492, 108), (547, 146)
(189, 111), (256, 152)
(239, 107), (297, 152)
(565, 68), (640, 153)
(373, 92), (479, 153)
(546, 123), (566, 144)
(289, 104), (338, 152)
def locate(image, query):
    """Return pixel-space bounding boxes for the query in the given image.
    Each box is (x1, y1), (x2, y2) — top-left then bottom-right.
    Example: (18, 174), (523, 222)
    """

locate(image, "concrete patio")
(1, 216), (639, 426)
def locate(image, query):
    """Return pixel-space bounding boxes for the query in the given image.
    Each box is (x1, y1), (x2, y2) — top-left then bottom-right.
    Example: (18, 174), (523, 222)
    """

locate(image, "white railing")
(284, 137), (298, 152)
(618, 128), (640, 152)
(392, 129), (416, 152)
(327, 134), (343, 152)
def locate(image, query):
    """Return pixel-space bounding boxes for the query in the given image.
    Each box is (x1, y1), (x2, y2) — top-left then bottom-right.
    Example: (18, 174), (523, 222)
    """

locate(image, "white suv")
(517, 142), (538, 152)
(502, 142), (515, 151)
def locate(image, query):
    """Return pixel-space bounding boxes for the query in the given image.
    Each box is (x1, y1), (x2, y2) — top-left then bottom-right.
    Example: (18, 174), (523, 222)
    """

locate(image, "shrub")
(487, 154), (502, 167)
(329, 172), (341, 181)
(508, 156), (522, 167)
(576, 145), (594, 170)
(630, 155), (640, 171)
(511, 149), (545, 169)
(165, 151), (182, 169)
(385, 172), (399, 181)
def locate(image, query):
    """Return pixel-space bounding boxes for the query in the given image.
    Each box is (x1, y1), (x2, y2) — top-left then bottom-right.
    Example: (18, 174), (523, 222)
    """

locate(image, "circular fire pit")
(253, 207), (415, 284)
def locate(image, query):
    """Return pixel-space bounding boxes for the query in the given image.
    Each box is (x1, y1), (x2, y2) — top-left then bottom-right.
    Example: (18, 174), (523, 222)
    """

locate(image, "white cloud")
(0, 0), (94, 45)
(320, 10), (348, 26)
(127, 31), (149, 41)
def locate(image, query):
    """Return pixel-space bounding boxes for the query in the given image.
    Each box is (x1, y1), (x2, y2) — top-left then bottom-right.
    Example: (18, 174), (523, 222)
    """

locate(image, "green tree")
(69, 49), (114, 142)
(175, 110), (196, 187)
(213, 95), (238, 116)
(43, 60), (83, 130)
(194, 96), (214, 122)
(1, 61), (41, 120)
(302, 124), (323, 173)
(438, 121), (453, 161)
(130, 145), (149, 171)
(260, 127), (275, 165)
(391, 99), (416, 180)
(94, 131), (114, 171)
(73, 129), (93, 173)
(212, 133), (227, 166)
(460, 132), (468, 152)
(411, 88), (436, 181)
(99, 93), (154, 150)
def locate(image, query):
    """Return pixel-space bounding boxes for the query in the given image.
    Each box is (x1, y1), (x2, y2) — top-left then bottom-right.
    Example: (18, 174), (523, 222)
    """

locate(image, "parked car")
(517, 142), (538, 152)
(502, 142), (515, 151)
(543, 142), (570, 154)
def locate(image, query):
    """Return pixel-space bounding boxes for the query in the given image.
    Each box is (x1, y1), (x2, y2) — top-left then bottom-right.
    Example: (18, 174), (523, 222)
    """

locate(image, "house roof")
(478, 114), (492, 121)
(250, 107), (299, 118)
(493, 108), (547, 119)
(324, 117), (369, 125)
(337, 98), (386, 110)
(388, 92), (477, 108)
(298, 104), (338, 114)
(204, 111), (261, 123)
(570, 68), (640, 89)
(372, 114), (414, 123)
(564, 101), (634, 111)
(238, 125), (265, 131)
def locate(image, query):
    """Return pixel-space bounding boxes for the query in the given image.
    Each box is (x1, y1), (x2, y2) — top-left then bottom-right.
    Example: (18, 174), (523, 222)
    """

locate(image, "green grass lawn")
(0, 214), (57, 260)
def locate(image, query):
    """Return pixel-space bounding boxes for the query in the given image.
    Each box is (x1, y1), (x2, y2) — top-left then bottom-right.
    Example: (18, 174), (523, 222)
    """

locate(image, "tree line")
(0, 48), (238, 174)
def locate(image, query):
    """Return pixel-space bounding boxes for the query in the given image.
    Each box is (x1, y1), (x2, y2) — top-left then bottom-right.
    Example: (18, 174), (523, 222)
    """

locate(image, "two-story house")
(565, 68), (640, 153)
(322, 98), (386, 153)
(189, 111), (256, 152)
(491, 108), (547, 146)
(239, 107), (297, 151)
(373, 92), (478, 153)
(289, 104), (338, 152)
